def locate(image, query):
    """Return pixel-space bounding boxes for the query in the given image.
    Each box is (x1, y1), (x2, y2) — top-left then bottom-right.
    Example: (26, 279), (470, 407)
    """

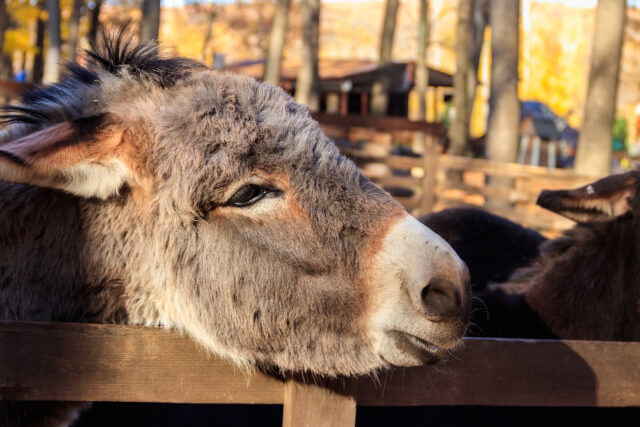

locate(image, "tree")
(31, 1), (46, 83)
(43, 0), (61, 83)
(0, 0), (12, 79)
(575, 0), (626, 176)
(485, 0), (520, 164)
(448, 0), (473, 156)
(264, 0), (291, 85)
(415, 0), (429, 122)
(295, 0), (320, 111)
(371, 0), (399, 115)
(68, 0), (83, 59)
(200, 5), (216, 63)
(140, 0), (161, 43)
(88, 0), (102, 46)
(467, 0), (489, 126)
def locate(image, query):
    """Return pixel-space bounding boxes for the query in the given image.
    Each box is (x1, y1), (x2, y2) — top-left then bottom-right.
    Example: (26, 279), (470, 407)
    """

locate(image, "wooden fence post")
(282, 376), (358, 427)
(421, 133), (439, 214)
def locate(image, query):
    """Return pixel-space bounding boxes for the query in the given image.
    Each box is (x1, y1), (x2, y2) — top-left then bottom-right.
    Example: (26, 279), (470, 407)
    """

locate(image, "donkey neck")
(525, 220), (638, 340)
(0, 183), (130, 323)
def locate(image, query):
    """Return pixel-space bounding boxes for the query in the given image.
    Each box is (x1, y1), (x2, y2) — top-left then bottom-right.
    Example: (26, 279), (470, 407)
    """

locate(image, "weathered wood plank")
(435, 182), (532, 204)
(438, 155), (598, 180)
(314, 113), (445, 135)
(372, 175), (421, 189)
(435, 198), (573, 231)
(0, 321), (284, 404)
(1, 322), (638, 407)
(282, 377), (357, 427)
(358, 338), (640, 407)
(420, 134), (438, 214)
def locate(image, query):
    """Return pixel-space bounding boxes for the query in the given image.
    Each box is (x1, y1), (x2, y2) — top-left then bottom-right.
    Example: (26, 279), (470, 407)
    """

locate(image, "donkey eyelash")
(225, 184), (281, 208)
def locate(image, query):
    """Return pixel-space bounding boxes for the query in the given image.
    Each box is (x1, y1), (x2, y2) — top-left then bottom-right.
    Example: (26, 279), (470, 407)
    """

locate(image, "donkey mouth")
(388, 331), (446, 364)
(404, 334), (444, 354)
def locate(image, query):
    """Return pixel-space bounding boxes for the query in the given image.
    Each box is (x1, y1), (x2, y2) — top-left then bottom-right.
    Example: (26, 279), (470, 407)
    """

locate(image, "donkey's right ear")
(0, 114), (136, 199)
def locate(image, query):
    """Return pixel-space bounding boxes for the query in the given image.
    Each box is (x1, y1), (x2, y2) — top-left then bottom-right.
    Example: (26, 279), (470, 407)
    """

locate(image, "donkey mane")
(0, 29), (205, 130)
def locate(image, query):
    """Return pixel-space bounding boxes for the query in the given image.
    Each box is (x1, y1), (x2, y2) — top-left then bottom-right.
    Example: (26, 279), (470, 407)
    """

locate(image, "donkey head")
(537, 171), (640, 224)
(0, 33), (469, 376)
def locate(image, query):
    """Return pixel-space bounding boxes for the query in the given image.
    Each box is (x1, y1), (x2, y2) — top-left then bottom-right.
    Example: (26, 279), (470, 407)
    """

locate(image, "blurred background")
(0, 0), (637, 235)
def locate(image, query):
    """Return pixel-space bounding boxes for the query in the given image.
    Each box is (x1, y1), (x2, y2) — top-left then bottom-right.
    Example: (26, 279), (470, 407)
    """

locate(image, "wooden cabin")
(224, 58), (453, 118)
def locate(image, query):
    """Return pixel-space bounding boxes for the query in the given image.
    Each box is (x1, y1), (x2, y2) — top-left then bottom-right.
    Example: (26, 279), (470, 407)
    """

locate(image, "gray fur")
(0, 32), (468, 426)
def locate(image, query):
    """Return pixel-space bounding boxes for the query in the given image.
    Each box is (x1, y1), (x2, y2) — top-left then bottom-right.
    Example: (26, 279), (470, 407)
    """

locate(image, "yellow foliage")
(518, 2), (593, 128)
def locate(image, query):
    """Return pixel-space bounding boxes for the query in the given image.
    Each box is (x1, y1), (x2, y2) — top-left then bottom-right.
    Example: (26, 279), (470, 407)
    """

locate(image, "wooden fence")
(313, 113), (603, 234)
(1, 321), (638, 427)
(332, 135), (598, 235)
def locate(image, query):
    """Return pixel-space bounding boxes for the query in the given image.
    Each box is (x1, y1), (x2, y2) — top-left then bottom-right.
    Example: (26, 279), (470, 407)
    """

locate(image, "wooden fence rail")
(334, 138), (599, 234)
(317, 114), (600, 234)
(1, 322), (638, 426)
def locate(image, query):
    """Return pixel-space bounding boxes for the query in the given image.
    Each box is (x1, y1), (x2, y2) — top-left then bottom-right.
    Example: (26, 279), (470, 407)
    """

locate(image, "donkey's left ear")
(0, 114), (136, 199)
(537, 172), (638, 223)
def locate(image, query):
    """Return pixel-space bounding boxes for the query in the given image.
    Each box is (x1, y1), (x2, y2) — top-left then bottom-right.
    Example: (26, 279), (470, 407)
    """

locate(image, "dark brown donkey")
(0, 32), (469, 426)
(431, 172), (640, 341)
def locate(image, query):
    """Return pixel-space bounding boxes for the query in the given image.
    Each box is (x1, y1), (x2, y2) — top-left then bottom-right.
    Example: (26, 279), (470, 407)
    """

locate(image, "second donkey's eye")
(227, 184), (271, 207)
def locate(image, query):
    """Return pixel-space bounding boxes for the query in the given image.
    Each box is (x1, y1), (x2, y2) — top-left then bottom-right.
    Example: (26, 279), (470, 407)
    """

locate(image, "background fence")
(317, 114), (598, 236)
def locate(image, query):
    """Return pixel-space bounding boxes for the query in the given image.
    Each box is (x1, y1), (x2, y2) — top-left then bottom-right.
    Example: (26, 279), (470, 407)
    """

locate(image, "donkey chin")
(368, 214), (471, 367)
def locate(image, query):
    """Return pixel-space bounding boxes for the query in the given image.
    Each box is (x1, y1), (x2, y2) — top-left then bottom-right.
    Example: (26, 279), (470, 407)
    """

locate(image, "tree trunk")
(485, 0), (520, 163)
(31, 3), (46, 84)
(466, 0), (489, 128)
(0, 0), (6, 54)
(68, 0), (83, 59)
(0, 0), (12, 80)
(88, 0), (102, 47)
(371, 0), (399, 115)
(379, 0), (398, 65)
(415, 0), (429, 121)
(575, 0), (626, 176)
(413, 0), (429, 154)
(485, 0), (520, 208)
(140, 0), (161, 43)
(43, 0), (61, 84)
(264, 0), (291, 85)
(295, 0), (320, 111)
(448, 0), (473, 156)
(201, 9), (216, 63)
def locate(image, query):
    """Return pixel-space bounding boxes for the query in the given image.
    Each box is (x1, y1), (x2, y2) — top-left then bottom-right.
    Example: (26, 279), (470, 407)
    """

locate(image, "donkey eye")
(227, 184), (270, 207)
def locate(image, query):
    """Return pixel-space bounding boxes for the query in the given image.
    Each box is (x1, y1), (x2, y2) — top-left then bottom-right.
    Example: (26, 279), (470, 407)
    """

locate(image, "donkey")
(0, 32), (469, 426)
(420, 207), (546, 291)
(471, 171), (640, 340)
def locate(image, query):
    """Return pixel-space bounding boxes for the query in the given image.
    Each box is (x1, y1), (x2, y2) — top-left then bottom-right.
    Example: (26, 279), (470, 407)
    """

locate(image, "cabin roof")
(224, 58), (453, 92)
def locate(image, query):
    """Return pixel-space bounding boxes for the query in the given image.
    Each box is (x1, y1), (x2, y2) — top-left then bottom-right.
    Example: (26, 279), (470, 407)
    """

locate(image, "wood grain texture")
(1, 322), (638, 407)
(337, 142), (594, 229)
(283, 377), (357, 427)
(314, 113), (446, 134)
(358, 338), (640, 407)
(421, 134), (438, 214)
(0, 321), (284, 404)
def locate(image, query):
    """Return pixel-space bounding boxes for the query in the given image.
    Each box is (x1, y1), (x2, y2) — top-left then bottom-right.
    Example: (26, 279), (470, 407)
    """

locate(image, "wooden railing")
(1, 322), (638, 426)
(335, 138), (598, 234)
(315, 113), (600, 234)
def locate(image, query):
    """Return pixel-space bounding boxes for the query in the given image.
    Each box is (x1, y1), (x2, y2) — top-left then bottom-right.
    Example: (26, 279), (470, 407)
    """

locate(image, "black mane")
(84, 27), (205, 87)
(1, 27), (205, 128)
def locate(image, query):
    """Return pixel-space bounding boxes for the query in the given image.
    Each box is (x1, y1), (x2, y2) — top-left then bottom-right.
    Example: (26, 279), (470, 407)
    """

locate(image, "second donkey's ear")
(537, 172), (638, 223)
(0, 114), (136, 199)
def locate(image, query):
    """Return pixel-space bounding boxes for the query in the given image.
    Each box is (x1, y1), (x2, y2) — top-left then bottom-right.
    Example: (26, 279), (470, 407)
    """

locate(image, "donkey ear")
(0, 114), (134, 199)
(537, 172), (638, 223)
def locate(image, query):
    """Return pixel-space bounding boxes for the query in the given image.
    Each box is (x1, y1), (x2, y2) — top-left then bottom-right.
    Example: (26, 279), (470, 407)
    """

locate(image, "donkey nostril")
(420, 278), (460, 319)
(420, 283), (430, 301)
